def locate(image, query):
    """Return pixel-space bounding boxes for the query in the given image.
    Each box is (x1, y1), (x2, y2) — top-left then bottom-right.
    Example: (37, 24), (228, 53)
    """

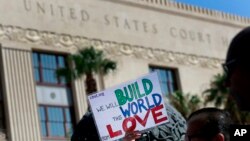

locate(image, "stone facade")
(0, 0), (249, 140)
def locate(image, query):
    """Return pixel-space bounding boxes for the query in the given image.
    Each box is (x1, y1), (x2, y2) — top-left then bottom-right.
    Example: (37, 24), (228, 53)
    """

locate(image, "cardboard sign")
(88, 72), (169, 141)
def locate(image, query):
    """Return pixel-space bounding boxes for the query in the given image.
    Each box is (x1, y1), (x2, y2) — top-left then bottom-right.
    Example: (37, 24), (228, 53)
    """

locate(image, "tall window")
(0, 73), (5, 132)
(33, 53), (66, 85)
(39, 106), (73, 137)
(32, 52), (74, 139)
(150, 66), (179, 96)
(0, 44), (5, 134)
(0, 98), (4, 133)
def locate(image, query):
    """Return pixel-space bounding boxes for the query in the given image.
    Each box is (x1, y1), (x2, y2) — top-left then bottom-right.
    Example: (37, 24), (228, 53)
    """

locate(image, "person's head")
(223, 26), (250, 111)
(185, 108), (232, 141)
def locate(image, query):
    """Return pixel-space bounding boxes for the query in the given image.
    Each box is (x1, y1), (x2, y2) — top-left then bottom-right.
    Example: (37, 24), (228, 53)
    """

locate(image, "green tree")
(170, 91), (201, 119)
(203, 73), (228, 107)
(203, 73), (250, 124)
(56, 46), (117, 94)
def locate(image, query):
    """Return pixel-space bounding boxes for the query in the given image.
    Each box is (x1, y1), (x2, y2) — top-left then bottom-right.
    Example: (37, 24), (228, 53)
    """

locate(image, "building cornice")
(0, 24), (223, 69)
(107, 0), (250, 28)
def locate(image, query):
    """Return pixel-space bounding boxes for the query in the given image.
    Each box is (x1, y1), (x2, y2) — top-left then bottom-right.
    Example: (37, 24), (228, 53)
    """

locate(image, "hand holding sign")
(122, 130), (141, 141)
(88, 72), (169, 141)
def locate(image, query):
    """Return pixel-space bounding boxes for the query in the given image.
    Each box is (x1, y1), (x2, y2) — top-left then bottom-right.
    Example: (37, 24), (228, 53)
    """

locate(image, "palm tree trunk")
(85, 73), (97, 95)
(98, 71), (105, 90)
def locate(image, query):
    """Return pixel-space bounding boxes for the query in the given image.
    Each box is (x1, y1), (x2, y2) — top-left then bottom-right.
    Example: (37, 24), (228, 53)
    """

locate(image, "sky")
(174, 0), (250, 18)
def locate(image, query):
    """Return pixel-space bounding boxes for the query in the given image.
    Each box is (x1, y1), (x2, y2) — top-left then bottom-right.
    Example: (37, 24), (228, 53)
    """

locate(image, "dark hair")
(224, 26), (250, 77)
(187, 108), (233, 141)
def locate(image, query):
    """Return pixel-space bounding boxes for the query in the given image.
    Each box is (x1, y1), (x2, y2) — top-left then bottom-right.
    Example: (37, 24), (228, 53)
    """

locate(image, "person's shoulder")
(148, 104), (186, 141)
(81, 111), (93, 119)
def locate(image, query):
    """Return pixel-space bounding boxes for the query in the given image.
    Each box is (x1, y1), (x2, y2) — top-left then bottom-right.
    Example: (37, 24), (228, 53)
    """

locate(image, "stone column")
(0, 46), (41, 141)
(72, 77), (88, 121)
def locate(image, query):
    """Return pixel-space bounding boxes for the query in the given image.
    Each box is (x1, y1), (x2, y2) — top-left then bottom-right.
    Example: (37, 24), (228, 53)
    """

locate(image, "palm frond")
(202, 73), (229, 106)
(55, 46), (117, 94)
(101, 59), (117, 74)
(170, 91), (201, 119)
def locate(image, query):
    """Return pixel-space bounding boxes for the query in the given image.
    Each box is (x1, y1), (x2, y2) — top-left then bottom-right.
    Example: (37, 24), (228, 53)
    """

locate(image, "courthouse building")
(0, 0), (249, 140)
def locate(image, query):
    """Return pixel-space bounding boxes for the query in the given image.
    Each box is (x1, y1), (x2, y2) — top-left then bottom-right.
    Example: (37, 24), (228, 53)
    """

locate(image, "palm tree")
(170, 91), (201, 119)
(56, 46), (117, 141)
(56, 46), (116, 95)
(203, 73), (228, 107)
(203, 73), (250, 124)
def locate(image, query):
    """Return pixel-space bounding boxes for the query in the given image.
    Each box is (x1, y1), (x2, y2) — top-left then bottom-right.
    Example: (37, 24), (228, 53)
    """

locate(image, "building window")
(32, 52), (66, 85)
(150, 66), (179, 96)
(0, 73), (5, 132)
(32, 52), (74, 139)
(0, 102), (4, 131)
(39, 106), (73, 137)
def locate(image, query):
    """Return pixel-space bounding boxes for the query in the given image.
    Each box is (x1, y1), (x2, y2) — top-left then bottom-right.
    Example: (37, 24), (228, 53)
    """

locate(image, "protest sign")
(88, 72), (169, 141)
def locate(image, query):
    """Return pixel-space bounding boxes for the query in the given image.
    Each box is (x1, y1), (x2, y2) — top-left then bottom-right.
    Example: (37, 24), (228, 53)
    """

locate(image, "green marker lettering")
(142, 79), (153, 95)
(115, 89), (127, 106)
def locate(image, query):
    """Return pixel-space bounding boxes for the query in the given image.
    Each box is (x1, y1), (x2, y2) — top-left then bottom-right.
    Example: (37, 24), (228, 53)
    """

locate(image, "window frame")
(0, 65), (5, 132)
(32, 51), (75, 140)
(39, 104), (74, 140)
(32, 52), (70, 87)
(0, 102), (5, 132)
(149, 65), (181, 96)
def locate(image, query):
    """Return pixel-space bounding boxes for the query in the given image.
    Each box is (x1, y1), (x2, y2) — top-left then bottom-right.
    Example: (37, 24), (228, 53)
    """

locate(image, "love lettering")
(106, 78), (168, 138)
